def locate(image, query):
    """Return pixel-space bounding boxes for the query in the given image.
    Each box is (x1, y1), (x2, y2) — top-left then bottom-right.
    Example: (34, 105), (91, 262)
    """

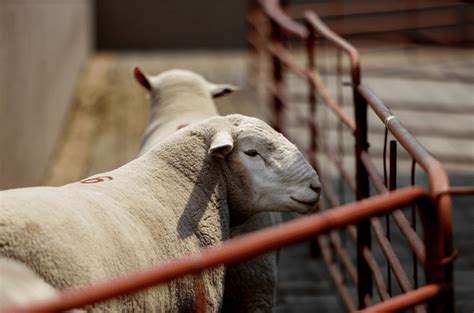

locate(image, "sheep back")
(0, 132), (229, 312)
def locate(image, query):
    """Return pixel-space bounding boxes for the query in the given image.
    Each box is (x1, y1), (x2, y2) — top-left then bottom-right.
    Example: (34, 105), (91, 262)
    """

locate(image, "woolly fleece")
(0, 117), (253, 312)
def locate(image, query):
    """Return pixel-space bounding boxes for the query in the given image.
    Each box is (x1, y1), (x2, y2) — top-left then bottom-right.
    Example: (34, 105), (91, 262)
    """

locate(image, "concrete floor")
(43, 44), (473, 312)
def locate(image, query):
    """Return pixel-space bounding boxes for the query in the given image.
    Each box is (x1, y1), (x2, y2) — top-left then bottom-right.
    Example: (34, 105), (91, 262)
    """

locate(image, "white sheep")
(0, 114), (321, 312)
(0, 258), (83, 312)
(133, 68), (317, 312)
(134, 67), (238, 154)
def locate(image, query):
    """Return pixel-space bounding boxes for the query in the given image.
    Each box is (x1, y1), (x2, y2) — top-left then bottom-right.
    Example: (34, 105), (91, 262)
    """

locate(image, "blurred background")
(1, 0), (251, 190)
(1, 0), (472, 189)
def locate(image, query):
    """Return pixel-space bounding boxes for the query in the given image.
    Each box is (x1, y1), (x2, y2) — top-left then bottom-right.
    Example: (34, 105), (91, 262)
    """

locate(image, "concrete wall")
(0, 0), (92, 189)
(95, 1), (472, 50)
(95, 0), (246, 49)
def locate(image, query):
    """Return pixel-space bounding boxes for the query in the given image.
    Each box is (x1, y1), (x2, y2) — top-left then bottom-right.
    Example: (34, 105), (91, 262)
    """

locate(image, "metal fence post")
(354, 74), (372, 308)
(305, 21), (321, 258)
(270, 21), (283, 133)
(305, 20), (317, 173)
(268, 1), (288, 134)
(246, 0), (258, 79)
(418, 195), (454, 313)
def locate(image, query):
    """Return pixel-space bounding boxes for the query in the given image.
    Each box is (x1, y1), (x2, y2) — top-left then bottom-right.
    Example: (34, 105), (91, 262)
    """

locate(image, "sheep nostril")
(310, 184), (321, 195)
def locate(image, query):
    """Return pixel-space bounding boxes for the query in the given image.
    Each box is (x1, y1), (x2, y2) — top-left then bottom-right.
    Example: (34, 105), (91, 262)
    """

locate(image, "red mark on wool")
(177, 123), (189, 130)
(80, 176), (113, 184)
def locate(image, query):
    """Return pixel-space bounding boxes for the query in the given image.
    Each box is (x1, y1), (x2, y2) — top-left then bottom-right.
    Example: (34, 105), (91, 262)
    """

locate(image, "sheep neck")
(221, 157), (256, 228)
(140, 87), (219, 154)
(149, 85), (216, 124)
(143, 131), (230, 239)
(151, 132), (215, 185)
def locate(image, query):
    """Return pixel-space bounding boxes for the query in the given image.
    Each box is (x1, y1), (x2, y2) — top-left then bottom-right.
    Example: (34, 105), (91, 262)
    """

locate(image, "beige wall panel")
(0, 0), (92, 189)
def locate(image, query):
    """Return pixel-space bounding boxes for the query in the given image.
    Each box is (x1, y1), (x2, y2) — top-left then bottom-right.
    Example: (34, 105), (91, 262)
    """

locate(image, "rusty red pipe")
(360, 284), (448, 313)
(4, 187), (427, 313)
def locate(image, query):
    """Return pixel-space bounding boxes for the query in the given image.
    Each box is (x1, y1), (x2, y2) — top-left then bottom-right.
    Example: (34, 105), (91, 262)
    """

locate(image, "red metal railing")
(4, 188), (435, 312)
(285, 1), (470, 45)
(4, 1), (473, 312)
(246, 0), (467, 311)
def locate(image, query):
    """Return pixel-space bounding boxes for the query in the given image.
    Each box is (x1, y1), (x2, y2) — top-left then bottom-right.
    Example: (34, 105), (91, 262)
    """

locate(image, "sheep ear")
(209, 130), (234, 159)
(209, 83), (240, 98)
(133, 66), (152, 91)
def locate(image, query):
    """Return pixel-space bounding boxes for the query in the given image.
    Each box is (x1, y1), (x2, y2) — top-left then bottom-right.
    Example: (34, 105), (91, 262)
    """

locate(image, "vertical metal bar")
(382, 128), (390, 297)
(387, 140), (398, 296)
(389, 141), (397, 191)
(336, 49), (345, 205)
(270, 18), (284, 134)
(418, 196), (452, 313)
(354, 69), (371, 309)
(336, 47), (347, 283)
(411, 160), (419, 289)
(320, 38), (329, 171)
(305, 20), (320, 258)
(267, 0), (290, 134)
(458, 5), (470, 44)
(246, 0), (257, 80)
(306, 20), (317, 167)
(322, 38), (329, 85)
(383, 128), (389, 188)
(382, 128), (390, 295)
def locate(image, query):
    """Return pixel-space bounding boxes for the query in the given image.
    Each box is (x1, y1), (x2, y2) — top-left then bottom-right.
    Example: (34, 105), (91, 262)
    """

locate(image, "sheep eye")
(244, 149), (259, 157)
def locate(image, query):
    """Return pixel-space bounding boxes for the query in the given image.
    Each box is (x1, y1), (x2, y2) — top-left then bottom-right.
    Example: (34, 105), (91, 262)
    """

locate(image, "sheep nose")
(310, 183), (321, 196)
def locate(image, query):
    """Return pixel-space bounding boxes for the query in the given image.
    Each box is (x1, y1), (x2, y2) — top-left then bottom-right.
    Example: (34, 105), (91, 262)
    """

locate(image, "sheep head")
(133, 67), (239, 99)
(204, 115), (321, 220)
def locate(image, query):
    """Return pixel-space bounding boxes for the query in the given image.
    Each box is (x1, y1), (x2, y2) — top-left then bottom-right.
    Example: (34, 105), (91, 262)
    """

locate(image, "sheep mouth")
(290, 196), (318, 207)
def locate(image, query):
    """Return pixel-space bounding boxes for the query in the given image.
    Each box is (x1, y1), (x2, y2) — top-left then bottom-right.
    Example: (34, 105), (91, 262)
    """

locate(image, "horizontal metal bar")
(259, 0), (308, 38)
(315, 169), (403, 297)
(250, 4), (454, 311)
(347, 223), (392, 303)
(360, 284), (448, 313)
(246, 14), (262, 30)
(318, 236), (358, 312)
(316, 206), (370, 309)
(288, 1), (463, 19)
(7, 187), (428, 313)
(289, 91), (474, 116)
(266, 42), (307, 78)
(246, 28), (267, 46)
(305, 10), (464, 38)
(358, 84), (450, 197)
(439, 186), (474, 197)
(361, 151), (426, 265)
(357, 85), (451, 279)
(360, 150), (387, 194)
(319, 202), (390, 304)
(247, 22), (267, 42)
(305, 11), (361, 85)
(320, 139), (356, 192)
(391, 210), (426, 264)
(246, 34), (261, 50)
(268, 46), (358, 137)
(266, 43), (358, 133)
(328, 231), (358, 284)
(370, 217), (414, 293)
(362, 246), (391, 302)
(307, 71), (357, 131)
